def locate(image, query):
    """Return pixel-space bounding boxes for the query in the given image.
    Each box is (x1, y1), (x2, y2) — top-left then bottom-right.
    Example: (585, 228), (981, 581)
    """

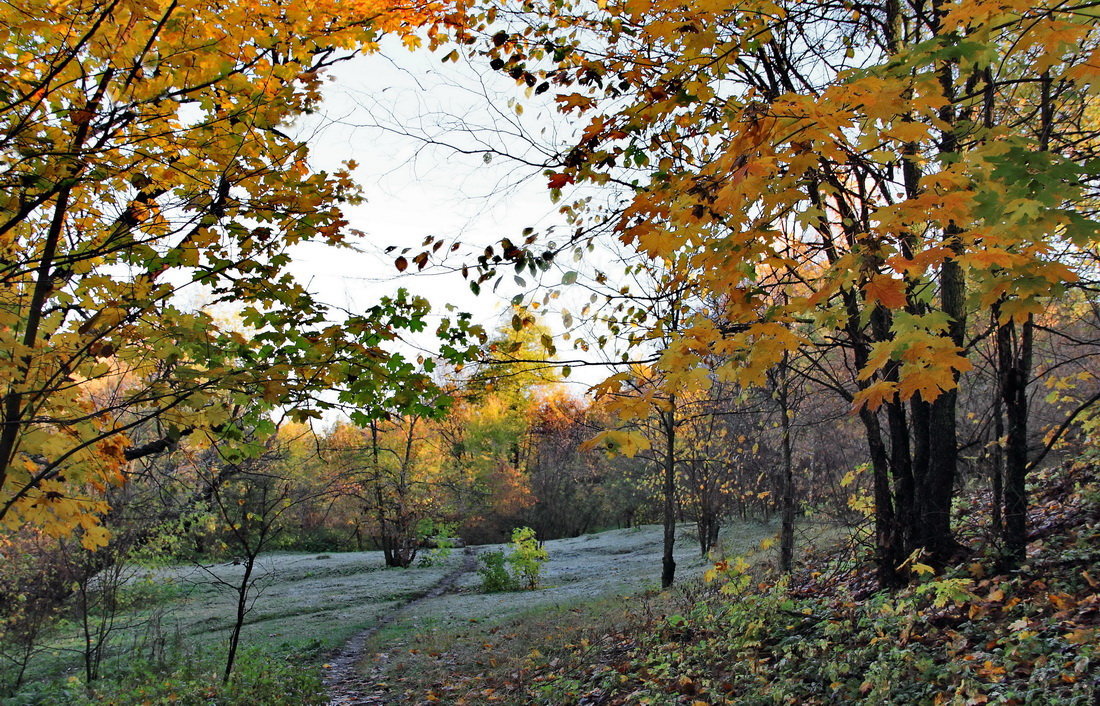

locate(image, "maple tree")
(5, 0), (1100, 696)
(467, 0), (1100, 584)
(0, 0), (474, 544)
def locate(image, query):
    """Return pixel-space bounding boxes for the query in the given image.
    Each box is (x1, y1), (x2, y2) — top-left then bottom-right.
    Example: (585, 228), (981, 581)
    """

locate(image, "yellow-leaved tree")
(465, 0), (1100, 584)
(0, 0), (473, 545)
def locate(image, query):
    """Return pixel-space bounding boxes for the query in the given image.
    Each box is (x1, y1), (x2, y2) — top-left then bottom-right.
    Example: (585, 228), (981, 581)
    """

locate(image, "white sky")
(284, 41), (620, 387)
(291, 43), (564, 326)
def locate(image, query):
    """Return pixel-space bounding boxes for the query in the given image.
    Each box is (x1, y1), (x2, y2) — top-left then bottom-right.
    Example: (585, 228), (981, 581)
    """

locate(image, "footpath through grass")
(339, 519), (790, 704)
(6, 519), (786, 705)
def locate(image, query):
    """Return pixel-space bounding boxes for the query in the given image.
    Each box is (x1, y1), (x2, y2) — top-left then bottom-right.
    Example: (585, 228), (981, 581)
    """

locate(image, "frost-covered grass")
(12, 548), (463, 692)
(133, 549), (460, 650)
(356, 520), (786, 702)
(142, 519), (780, 655)
(13, 519), (784, 698)
(391, 520), (776, 636)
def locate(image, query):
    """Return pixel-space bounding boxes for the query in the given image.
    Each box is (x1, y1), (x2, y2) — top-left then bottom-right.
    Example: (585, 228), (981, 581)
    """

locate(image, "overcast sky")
(291, 42), (568, 329)
(276, 41), (634, 389)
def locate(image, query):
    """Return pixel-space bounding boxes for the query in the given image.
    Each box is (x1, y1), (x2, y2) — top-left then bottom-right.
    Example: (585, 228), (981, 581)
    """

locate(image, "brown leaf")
(547, 172), (574, 189)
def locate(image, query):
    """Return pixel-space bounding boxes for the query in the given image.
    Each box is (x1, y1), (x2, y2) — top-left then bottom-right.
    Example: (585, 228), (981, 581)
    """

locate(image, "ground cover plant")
(11, 647), (327, 706)
(457, 460), (1100, 705)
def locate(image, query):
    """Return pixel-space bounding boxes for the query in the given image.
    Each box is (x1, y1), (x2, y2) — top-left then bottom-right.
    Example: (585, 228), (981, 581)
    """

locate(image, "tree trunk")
(859, 407), (904, 587)
(999, 314), (1033, 564)
(846, 294), (905, 587)
(919, 389), (962, 563)
(224, 552), (255, 683)
(778, 353), (795, 573)
(992, 379), (1004, 536)
(661, 401), (676, 589)
(999, 70), (1047, 565)
(915, 0), (967, 567)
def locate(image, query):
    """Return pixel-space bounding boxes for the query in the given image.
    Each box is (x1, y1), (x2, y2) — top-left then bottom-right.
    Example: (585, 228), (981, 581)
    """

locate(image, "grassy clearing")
(353, 519), (787, 703)
(7, 548), (465, 700)
(372, 520), (779, 642)
(9, 518), (797, 704)
(138, 550), (458, 650)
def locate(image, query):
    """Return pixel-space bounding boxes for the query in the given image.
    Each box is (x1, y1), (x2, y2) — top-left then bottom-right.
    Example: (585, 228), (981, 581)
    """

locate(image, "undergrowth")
(3, 644), (326, 706)
(521, 461), (1100, 706)
(395, 460), (1098, 705)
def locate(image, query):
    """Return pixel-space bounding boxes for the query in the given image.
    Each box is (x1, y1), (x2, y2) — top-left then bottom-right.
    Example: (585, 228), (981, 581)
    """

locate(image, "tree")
(524, 390), (608, 539)
(189, 426), (327, 683)
(469, 0), (1100, 585)
(0, 530), (69, 692)
(585, 268), (688, 588)
(433, 312), (557, 542)
(328, 416), (440, 568)
(0, 0), (470, 541)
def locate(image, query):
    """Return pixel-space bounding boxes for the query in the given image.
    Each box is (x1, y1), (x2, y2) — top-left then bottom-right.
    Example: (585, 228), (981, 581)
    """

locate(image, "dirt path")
(325, 548), (478, 706)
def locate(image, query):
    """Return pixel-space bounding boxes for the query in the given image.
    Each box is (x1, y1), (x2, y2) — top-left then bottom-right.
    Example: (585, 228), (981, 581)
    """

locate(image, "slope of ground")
(335, 519), (832, 704)
(487, 462), (1100, 705)
(4, 520), (784, 704)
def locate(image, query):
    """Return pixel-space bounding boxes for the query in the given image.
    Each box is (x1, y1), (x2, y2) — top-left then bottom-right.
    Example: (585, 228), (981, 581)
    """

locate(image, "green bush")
(477, 550), (519, 592)
(508, 526), (548, 590)
(477, 527), (549, 592)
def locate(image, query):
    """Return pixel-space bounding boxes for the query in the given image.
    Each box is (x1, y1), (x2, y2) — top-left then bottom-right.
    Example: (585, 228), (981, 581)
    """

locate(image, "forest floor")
(10, 519), (788, 704)
(10, 468), (1097, 705)
(322, 518), (831, 705)
(324, 546), (480, 705)
(447, 463), (1100, 705)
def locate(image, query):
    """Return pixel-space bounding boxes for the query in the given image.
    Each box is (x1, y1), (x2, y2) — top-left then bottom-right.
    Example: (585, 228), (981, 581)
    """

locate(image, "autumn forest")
(1, 0), (1099, 703)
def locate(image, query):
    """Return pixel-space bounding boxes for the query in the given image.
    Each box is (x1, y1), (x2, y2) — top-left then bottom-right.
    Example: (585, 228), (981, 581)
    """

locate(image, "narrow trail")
(325, 547), (478, 706)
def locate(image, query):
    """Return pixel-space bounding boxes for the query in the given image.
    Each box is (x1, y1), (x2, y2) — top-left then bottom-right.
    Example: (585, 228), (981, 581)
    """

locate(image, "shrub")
(477, 550), (519, 592)
(477, 527), (549, 592)
(508, 527), (548, 590)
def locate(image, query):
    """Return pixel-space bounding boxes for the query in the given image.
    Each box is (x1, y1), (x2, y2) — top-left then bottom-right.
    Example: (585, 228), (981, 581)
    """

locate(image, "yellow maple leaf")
(852, 380), (898, 410)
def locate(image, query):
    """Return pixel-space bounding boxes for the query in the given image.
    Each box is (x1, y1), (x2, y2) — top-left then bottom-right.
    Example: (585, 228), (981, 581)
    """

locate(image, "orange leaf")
(887, 247), (954, 276)
(555, 93), (594, 113)
(863, 275), (907, 309)
(852, 380), (898, 410)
